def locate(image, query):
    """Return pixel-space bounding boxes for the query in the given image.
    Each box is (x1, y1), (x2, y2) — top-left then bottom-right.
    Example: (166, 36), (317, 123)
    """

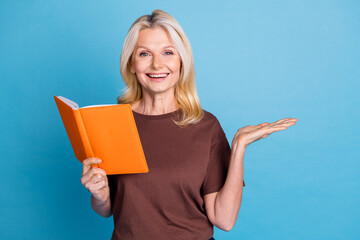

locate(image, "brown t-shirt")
(107, 109), (245, 240)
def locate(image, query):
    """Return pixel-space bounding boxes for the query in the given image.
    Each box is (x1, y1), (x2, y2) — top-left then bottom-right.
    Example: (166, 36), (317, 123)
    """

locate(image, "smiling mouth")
(146, 73), (170, 81)
(146, 73), (170, 79)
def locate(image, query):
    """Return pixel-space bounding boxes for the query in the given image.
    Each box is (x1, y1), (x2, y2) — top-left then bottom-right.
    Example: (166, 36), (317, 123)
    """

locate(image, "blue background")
(1, 0), (359, 239)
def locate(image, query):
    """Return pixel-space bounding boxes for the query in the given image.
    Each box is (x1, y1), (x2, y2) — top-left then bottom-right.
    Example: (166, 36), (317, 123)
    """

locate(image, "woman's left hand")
(232, 117), (298, 148)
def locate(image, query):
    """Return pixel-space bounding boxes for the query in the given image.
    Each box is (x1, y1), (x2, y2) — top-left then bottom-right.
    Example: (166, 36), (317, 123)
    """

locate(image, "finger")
(261, 119), (297, 136)
(261, 125), (289, 136)
(252, 123), (270, 131)
(261, 125), (290, 138)
(82, 158), (102, 176)
(83, 174), (107, 191)
(278, 120), (298, 128)
(89, 166), (107, 176)
(260, 118), (297, 126)
(89, 173), (107, 185)
(270, 119), (298, 128)
(271, 122), (295, 128)
(261, 133), (271, 139)
(82, 167), (106, 185)
(88, 180), (107, 193)
(270, 126), (290, 133)
(81, 167), (107, 185)
(281, 118), (298, 124)
(270, 118), (291, 125)
(272, 117), (298, 125)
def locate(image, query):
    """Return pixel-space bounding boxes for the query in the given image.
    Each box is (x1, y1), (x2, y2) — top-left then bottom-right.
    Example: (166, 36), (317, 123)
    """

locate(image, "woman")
(80, 9), (298, 240)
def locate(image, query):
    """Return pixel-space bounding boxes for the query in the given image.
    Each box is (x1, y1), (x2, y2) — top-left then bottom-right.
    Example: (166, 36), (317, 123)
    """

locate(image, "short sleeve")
(201, 119), (245, 196)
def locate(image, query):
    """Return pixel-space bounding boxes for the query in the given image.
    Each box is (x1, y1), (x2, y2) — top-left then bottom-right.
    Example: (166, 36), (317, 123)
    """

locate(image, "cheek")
(170, 59), (181, 74)
(133, 58), (148, 73)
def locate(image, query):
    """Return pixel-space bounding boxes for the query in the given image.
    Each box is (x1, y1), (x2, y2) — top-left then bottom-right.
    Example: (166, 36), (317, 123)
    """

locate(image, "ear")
(130, 65), (135, 74)
(129, 60), (135, 74)
(127, 53), (136, 73)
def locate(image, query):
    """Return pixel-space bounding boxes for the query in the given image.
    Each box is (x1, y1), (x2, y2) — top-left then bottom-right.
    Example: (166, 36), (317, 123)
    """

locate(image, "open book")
(54, 96), (149, 175)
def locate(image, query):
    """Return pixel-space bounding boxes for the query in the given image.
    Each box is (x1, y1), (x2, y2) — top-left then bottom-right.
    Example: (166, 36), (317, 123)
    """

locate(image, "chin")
(150, 88), (173, 95)
(144, 86), (175, 96)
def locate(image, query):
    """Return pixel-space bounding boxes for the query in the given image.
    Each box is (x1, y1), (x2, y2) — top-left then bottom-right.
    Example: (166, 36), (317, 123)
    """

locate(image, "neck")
(132, 92), (178, 115)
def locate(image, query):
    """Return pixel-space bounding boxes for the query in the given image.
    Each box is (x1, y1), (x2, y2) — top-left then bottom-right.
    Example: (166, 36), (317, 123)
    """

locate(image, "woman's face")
(130, 27), (181, 98)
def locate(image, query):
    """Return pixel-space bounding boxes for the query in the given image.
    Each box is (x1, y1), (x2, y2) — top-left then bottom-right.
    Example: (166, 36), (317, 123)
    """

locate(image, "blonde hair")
(117, 9), (203, 127)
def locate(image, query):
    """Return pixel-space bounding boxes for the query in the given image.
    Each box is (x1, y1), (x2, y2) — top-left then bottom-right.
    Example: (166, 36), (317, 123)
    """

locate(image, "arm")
(91, 194), (112, 218)
(204, 143), (245, 231)
(205, 117), (298, 231)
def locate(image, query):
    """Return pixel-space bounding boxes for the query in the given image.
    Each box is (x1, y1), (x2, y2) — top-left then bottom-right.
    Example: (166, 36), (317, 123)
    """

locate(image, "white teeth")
(147, 73), (168, 78)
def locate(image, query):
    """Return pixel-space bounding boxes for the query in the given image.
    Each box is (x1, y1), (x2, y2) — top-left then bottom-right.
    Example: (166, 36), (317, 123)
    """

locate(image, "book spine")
(73, 109), (98, 168)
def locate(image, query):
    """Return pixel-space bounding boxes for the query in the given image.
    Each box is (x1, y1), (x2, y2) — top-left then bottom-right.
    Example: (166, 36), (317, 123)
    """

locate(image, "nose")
(151, 54), (163, 69)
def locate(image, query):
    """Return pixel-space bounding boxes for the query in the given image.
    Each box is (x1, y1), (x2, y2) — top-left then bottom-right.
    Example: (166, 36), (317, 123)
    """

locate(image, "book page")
(57, 96), (118, 109)
(57, 96), (79, 110)
(82, 104), (119, 108)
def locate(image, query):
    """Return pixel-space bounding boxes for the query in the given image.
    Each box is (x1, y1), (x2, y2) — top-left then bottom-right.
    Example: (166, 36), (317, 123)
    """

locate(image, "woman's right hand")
(81, 157), (110, 203)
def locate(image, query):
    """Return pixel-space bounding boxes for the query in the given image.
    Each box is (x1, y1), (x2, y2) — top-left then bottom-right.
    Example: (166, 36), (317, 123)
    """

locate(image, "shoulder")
(201, 109), (219, 122)
(200, 109), (224, 134)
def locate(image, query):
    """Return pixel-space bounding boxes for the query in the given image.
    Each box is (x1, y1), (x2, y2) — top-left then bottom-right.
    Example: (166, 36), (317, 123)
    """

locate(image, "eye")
(164, 51), (174, 55)
(139, 52), (149, 57)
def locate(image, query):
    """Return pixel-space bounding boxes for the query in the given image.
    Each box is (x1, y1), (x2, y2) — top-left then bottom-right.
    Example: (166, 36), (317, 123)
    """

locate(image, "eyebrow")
(135, 45), (176, 51)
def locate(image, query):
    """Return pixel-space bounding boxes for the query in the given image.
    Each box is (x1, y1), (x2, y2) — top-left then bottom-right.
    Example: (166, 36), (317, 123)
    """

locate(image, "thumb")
(82, 157), (102, 176)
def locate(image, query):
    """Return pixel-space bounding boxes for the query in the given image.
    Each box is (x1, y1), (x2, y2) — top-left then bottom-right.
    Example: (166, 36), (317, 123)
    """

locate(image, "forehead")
(135, 27), (174, 49)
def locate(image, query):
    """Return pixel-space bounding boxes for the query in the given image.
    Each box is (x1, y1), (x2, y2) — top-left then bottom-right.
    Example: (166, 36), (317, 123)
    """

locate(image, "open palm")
(232, 117), (298, 148)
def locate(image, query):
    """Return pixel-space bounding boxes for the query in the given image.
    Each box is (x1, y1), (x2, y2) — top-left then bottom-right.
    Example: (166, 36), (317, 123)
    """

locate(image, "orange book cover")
(54, 96), (149, 175)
